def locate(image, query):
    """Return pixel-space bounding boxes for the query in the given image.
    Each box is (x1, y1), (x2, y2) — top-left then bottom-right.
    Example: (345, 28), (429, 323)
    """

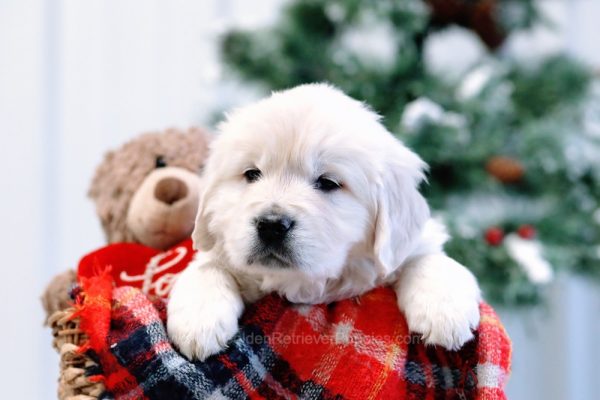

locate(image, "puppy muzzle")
(248, 211), (296, 268)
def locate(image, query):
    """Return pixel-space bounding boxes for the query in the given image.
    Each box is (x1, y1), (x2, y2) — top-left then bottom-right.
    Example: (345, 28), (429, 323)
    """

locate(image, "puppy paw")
(396, 254), (481, 351)
(166, 258), (244, 361)
(167, 302), (240, 361)
(404, 297), (480, 350)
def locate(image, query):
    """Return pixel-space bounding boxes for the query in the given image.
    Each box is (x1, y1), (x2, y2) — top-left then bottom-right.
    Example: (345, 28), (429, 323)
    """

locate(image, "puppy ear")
(373, 144), (430, 275)
(191, 176), (217, 251)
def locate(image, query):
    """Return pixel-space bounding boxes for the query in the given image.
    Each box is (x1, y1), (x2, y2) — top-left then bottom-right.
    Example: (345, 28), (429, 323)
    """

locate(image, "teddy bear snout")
(126, 166), (201, 249)
(154, 177), (188, 205)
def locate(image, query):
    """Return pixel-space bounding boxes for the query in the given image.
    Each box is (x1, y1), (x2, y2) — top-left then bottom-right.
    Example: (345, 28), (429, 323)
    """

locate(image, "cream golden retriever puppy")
(168, 84), (481, 360)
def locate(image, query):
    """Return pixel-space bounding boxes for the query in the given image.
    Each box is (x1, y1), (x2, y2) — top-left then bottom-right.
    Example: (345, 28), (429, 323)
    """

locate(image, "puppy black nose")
(256, 213), (295, 245)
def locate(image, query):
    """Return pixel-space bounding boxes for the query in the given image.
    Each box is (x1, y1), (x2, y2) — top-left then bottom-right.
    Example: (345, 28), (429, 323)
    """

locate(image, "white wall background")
(0, 1), (598, 399)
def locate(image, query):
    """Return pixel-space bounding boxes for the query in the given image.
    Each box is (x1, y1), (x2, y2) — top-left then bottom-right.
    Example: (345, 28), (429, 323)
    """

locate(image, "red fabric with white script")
(78, 238), (195, 298)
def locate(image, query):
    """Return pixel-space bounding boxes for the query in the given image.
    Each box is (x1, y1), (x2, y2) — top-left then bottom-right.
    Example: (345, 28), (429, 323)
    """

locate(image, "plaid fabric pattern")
(77, 271), (511, 400)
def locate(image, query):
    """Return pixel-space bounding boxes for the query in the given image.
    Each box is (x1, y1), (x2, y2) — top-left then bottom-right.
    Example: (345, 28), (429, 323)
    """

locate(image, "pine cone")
(486, 156), (525, 183)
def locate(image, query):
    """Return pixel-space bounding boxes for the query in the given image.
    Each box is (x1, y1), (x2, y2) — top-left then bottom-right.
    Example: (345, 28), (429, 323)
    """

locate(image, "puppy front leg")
(395, 253), (481, 350)
(167, 252), (243, 361)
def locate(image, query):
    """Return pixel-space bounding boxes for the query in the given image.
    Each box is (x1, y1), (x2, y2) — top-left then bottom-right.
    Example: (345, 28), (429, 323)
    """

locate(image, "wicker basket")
(48, 309), (104, 400)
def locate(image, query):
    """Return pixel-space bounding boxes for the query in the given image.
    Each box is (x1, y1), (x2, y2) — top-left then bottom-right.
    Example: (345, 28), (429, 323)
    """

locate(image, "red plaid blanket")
(74, 268), (511, 400)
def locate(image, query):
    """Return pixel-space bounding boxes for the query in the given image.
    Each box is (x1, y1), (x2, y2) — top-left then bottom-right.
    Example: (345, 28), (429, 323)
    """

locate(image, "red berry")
(485, 227), (504, 246)
(517, 224), (536, 239)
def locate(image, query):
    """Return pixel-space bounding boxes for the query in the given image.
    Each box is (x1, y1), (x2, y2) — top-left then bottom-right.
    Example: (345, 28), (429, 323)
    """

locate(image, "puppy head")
(194, 84), (429, 280)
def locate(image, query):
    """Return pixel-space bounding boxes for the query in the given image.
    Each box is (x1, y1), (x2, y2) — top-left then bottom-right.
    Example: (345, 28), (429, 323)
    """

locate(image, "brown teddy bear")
(41, 127), (211, 319)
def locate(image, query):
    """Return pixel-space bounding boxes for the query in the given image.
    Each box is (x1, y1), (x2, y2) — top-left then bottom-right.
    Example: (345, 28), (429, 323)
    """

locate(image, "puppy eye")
(243, 168), (262, 183)
(155, 155), (167, 168)
(314, 175), (341, 192)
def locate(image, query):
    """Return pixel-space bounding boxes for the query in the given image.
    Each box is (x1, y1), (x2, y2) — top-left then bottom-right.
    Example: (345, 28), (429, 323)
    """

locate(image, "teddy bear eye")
(155, 155), (167, 168)
(243, 168), (262, 183)
(314, 175), (341, 192)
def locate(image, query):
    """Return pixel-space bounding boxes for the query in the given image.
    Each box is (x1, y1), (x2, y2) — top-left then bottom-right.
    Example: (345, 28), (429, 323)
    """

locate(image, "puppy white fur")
(168, 84), (481, 360)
